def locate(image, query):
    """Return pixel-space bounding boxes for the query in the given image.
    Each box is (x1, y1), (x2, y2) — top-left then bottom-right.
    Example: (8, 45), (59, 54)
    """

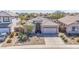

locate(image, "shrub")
(21, 22), (25, 25)
(71, 37), (74, 40)
(60, 35), (64, 38)
(64, 39), (68, 43)
(7, 39), (12, 43)
(27, 25), (33, 33)
(9, 33), (14, 38)
(18, 33), (27, 42)
(15, 33), (18, 36)
(77, 40), (79, 43)
(62, 37), (65, 40)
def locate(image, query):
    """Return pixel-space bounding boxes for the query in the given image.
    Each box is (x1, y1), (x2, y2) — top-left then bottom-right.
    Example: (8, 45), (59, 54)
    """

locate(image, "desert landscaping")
(0, 10), (79, 48)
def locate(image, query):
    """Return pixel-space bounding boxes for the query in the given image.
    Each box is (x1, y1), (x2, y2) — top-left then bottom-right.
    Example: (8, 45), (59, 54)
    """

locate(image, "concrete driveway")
(44, 37), (65, 45)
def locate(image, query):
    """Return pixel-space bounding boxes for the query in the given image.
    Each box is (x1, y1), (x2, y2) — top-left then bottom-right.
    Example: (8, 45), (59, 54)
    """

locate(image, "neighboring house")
(58, 15), (79, 35)
(26, 17), (59, 36)
(0, 11), (19, 41)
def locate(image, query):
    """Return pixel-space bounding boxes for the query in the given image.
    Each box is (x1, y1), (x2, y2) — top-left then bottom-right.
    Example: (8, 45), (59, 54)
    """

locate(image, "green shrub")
(18, 33), (27, 42)
(27, 25), (33, 33)
(60, 35), (64, 38)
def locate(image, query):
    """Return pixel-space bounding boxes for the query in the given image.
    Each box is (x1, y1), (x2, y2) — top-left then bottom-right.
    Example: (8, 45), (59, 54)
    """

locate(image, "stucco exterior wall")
(32, 25), (59, 34)
(66, 23), (79, 34)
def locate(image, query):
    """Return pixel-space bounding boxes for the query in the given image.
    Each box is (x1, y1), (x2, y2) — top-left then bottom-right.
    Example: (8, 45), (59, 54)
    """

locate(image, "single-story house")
(26, 17), (59, 37)
(0, 11), (19, 41)
(58, 15), (79, 35)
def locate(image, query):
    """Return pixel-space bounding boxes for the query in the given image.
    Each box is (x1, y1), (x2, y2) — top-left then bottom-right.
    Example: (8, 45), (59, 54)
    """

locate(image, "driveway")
(44, 37), (65, 45)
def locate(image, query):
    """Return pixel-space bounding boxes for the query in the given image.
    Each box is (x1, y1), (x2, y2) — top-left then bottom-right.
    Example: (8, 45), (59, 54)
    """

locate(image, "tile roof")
(27, 17), (59, 26)
(0, 11), (18, 17)
(58, 15), (79, 25)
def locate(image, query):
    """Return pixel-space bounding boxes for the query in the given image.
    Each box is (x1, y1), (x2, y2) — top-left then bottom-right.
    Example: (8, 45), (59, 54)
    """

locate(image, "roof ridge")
(0, 11), (18, 16)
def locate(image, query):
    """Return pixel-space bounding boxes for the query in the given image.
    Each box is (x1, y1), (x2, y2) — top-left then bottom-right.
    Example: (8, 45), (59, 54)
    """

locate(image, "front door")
(35, 23), (41, 34)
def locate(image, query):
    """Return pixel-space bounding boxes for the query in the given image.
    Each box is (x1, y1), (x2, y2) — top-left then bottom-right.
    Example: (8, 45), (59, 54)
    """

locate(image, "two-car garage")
(41, 26), (59, 36)
(42, 27), (58, 34)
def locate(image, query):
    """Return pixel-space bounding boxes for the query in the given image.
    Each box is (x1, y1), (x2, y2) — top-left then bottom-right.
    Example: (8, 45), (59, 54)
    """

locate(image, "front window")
(72, 26), (77, 31)
(3, 17), (10, 22)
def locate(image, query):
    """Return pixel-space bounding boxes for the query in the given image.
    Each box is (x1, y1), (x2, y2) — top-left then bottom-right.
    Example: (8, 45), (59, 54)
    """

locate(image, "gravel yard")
(59, 33), (79, 44)
(15, 36), (45, 46)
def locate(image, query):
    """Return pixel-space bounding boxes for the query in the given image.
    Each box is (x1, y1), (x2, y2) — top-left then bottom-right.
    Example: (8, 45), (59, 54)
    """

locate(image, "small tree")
(26, 25), (33, 36)
(23, 24), (33, 41)
(19, 15), (26, 25)
(24, 23), (33, 32)
(48, 11), (65, 19)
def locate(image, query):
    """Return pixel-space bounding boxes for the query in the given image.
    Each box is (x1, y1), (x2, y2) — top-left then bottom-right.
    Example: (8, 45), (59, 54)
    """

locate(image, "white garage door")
(42, 27), (57, 33)
(0, 28), (10, 33)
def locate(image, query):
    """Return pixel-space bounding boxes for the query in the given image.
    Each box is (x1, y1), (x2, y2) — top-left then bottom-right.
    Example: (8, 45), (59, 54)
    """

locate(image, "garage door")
(42, 27), (57, 34)
(0, 28), (10, 33)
